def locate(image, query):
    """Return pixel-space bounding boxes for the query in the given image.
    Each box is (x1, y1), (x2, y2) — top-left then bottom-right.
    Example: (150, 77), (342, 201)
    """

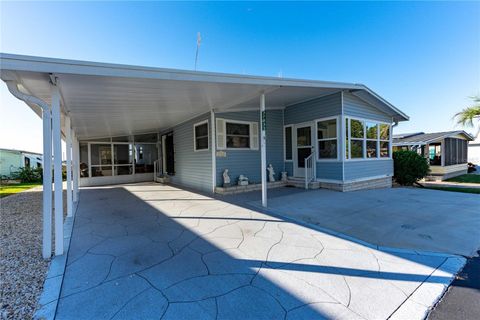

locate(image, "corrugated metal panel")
(343, 92), (392, 122)
(344, 160), (393, 181)
(284, 92), (342, 125)
(215, 110), (284, 186)
(170, 113), (213, 192)
(316, 162), (343, 180)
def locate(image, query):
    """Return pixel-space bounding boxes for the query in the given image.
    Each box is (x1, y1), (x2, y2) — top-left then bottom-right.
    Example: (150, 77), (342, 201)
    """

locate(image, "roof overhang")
(1, 53), (409, 140)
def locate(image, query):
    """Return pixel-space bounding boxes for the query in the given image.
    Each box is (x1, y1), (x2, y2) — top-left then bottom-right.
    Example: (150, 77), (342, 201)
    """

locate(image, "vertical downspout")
(5, 81), (53, 259)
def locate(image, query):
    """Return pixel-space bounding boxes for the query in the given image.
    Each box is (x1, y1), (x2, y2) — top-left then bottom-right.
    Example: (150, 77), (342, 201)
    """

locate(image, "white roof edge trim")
(0, 53), (361, 89)
(0, 53), (409, 122)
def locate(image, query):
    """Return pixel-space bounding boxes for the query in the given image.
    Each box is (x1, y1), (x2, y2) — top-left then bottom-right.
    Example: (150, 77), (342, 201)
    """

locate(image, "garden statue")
(238, 174), (249, 186)
(281, 171), (288, 182)
(223, 169), (231, 187)
(267, 164), (276, 182)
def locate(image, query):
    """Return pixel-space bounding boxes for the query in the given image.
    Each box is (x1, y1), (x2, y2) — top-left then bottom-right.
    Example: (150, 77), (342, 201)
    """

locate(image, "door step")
(286, 177), (320, 189)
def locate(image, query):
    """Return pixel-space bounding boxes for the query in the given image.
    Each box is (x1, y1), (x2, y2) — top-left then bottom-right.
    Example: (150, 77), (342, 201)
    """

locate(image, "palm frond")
(455, 96), (480, 127)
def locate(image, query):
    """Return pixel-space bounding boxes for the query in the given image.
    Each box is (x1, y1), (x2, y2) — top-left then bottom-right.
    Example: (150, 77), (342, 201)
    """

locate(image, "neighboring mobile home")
(468, 132), (480, 165)
(393, 131), (474, 180)
(0, 148), (42, 178)
(0, 53), (409, 256)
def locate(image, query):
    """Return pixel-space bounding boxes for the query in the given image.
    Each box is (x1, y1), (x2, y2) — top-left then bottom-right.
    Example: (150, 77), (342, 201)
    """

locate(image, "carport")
(0, 53), (401, 258)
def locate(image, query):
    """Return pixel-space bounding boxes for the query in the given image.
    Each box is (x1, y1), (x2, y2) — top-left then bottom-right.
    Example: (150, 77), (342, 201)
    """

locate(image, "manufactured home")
(0, 53), (408, 256)
(0, 148), (42, 178)
(393, 131), (474, 180)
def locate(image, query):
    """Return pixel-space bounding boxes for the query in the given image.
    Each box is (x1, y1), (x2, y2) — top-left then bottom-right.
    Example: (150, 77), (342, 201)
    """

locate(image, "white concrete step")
(286, 177), (320, 189)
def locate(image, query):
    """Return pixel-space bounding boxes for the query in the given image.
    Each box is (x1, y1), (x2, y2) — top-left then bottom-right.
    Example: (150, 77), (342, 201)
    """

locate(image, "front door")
(294, 123), (314, 177)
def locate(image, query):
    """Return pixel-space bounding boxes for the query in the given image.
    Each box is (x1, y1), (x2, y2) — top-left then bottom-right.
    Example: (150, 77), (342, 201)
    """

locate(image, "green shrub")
(393, 150), (430, 185)
(11, 167), (43, 183)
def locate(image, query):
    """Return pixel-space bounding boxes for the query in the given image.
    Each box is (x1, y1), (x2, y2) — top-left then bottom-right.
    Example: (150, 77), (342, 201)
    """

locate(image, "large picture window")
(80, 133), (158, 178)
(345, 118), (391, 160)
(317, 118), (338, 159)
(194, 121), (209, 151)
(226, 122), (250, 149)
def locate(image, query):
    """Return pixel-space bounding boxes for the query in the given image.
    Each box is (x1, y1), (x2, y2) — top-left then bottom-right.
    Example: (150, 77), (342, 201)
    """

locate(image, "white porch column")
(72, 134), (79, 203)
(260, 93), (267, 207)
(42, 105), (52, 259)
(210, 109), (216, 193)
(65, 116), (73, 217)
(52, 85), (64, 255)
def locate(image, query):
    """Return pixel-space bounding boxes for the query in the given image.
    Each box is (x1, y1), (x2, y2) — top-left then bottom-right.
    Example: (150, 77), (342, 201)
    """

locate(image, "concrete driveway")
(51, 183), (465, 319)
(247, 187), (480, 257)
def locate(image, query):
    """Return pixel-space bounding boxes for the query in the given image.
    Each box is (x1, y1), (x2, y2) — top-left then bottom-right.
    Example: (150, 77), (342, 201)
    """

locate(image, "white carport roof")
(0, 53), (409, 139)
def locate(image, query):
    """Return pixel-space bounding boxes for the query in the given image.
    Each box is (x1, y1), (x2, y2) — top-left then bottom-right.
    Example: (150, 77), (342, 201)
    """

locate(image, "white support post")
(65, 116), (73, 217)
(210, 109), (216, 193)
(72, 134), (79, 202)
(260, 93), (267, 207)
(52, 85), (64, 256)
(42, 106), (52, 259)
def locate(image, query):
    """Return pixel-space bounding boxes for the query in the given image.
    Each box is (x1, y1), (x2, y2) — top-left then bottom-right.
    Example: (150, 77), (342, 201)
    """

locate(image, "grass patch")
(0, 183), (41, 198)
(445, 174), (480, 184)
(425, 186), (480, 195)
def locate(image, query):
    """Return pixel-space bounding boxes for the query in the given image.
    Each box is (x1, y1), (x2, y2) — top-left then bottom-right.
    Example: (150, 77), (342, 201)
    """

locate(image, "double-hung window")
(379, 124), (390, 158)
(226, 122), (250, 148)
(350, 119), (365, 159)
(194, 121), (209, 151)
(216, 118), (259, 150)
(317, 118), (338, 159)
(366, 122), (378, 158)
(284, 126), (293, 161)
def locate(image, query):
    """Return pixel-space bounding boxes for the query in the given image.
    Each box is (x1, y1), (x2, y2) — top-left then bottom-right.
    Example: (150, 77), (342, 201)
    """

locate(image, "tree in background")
(455, 96), (480, 133)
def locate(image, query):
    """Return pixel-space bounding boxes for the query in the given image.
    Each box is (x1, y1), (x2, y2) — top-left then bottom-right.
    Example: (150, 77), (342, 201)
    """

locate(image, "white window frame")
(193, 120), (209, 152)
(217, 118), (258, 150)
(344, 116), (392, 161)
(284, 124), (293, 162)
(315, 116), (340, 162)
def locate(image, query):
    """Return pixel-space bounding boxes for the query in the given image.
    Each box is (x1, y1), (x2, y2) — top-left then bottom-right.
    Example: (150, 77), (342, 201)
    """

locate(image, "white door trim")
(293, 121), (314, 178)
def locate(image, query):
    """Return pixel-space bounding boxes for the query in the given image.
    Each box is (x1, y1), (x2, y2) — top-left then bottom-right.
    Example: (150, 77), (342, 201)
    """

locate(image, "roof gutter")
(5, 80), (50, 112)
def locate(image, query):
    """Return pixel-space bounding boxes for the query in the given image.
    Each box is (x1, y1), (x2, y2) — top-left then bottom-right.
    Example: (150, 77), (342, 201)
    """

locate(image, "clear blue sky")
(1, 1), (479, 153)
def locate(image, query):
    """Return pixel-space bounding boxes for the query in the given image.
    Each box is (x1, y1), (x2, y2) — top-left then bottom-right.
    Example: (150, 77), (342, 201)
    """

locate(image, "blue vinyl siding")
(316, 162), (343, 180)
(215, 110), (284, 186)
(344, 160), (393, 181)
(343, 92), (392, 123)
(169, 113), (212, 192)
(284, 92), (342, 125)
(285, 162), (293, 176)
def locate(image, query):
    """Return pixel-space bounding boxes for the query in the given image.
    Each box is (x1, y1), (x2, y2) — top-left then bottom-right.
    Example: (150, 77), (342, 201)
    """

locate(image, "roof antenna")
(195, 32), (201, 71)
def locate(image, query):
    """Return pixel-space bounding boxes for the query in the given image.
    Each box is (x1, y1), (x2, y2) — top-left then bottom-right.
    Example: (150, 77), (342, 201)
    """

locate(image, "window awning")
(1, 53), (409, 140)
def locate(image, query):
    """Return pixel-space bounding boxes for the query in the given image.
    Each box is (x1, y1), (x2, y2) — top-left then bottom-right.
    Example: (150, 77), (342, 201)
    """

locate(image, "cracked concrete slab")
(248, 187), (480, 257)
(51, 183), (465, 319)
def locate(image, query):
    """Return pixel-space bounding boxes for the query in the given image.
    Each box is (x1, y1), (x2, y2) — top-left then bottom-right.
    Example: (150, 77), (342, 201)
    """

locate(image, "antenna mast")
(195, 32), (201, 71)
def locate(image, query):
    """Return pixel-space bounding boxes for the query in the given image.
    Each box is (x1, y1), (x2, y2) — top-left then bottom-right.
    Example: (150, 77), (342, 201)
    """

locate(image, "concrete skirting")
(215, 180), (287, 194)
(319, 176), (393, 192)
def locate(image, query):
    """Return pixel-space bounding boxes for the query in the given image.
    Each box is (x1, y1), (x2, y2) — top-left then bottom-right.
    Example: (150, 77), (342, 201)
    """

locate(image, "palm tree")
(455, 96), (480, 127)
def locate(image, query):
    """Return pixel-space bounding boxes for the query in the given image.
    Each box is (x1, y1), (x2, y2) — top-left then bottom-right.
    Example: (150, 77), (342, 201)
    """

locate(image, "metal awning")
(1, 53), (409, 140)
